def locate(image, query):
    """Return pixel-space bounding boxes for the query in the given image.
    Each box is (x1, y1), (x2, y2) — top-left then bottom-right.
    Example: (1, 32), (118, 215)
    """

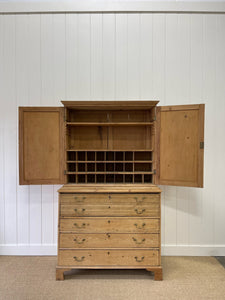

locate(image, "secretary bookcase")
(19, 101), (205, 280)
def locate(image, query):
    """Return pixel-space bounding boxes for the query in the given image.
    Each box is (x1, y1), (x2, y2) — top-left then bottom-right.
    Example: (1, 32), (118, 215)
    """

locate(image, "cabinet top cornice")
(61, 100), (159, 110)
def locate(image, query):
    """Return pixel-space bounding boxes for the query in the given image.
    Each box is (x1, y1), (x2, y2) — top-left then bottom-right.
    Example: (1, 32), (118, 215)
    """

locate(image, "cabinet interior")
(65, 108), (156, 184)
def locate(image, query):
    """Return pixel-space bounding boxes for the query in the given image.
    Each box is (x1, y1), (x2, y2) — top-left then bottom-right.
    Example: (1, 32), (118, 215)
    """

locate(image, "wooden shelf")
(66, 122), (154, 126)
(66, 149), (153, 152)
(66, 172), (154, 175)
(67, 160), (153, 163)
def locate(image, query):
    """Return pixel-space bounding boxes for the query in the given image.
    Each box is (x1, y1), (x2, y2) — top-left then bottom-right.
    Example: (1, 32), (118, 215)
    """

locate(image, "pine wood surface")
(58, 249), (159, 266)
(59, 217), (160, 233)
(59, 233), (160, 248)
(19, 107), (65, 185)
(58, 184), (162, 193)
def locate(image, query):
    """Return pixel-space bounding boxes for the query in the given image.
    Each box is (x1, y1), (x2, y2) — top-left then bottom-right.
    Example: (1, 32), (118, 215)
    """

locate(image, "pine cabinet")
(19, 101), (205, 280)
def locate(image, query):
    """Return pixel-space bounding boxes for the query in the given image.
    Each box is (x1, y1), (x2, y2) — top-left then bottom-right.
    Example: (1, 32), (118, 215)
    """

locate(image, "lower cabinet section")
(58, 249), (159, 267)
(56, 187), (162, 281)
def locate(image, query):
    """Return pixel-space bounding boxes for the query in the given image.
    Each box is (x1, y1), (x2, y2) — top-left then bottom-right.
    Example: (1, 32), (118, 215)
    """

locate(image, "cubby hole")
(97, 152), (105, 161)
(134, 151), (152, 161)
(106, 163), (114, 172)
(87, 163), (95, 172)
(134, 163), (152, 172)
(67, 163), (76, 172)
(67, 174), (76, 183)
(106, 152), (114, 161)
(87, 151), (95, 161)
(78, 175), (85, 183)
(134, 174), (142, 183)
(96, 174), (104, 183)
(125, 163), (133, 172)
(78, 163), (85, 172)
(97, 163), (104, 172)
(87, 174), (95, 183)
(106, 174), (114, 183)
(115, 163), (123, 172)
(67, 151), (76, 161)
(144, 174), (152, 183)
(125, 174), (133, 183)
(125, 152), (133, 161)
(115, 174), (123, 183)
(116, 152), (124, 161)
(78, 151), (85, 161)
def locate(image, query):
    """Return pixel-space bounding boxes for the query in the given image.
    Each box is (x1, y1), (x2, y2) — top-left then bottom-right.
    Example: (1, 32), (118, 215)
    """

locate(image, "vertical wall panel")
(103, 14), (115, 99)
(16, 14), (29, 244)
(28, 15), (42, 245)
(127, 14), (140, 99)
(115, 14), (127, 100)
(91, 14), (103, 99)
(175, 15), (190, 245)
(189, 14), (204, 245)
(140, 14), (153, 100)
(3, 15), (17, 244)
(164, 14), (178, 245)
(77, 14), (91, 100)
(41, 14), (54, 104)
(0, 16), (5, 244)
(66, 14), (78, 99)
(152, 14), (166, 245)
(214, 15), (225, 245)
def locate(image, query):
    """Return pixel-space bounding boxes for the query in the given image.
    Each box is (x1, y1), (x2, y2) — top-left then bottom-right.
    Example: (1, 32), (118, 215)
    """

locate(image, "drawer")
(59, 233), (159, 248)
(58, 249), (159, 266)
(60, 193), (160, 205)
(60, 203), (159, 217)
(59, 217), (159, 233)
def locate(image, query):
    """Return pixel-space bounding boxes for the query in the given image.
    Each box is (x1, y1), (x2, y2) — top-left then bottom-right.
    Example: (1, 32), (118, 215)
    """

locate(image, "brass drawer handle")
(73, 223), (86, 229)
(73, 256), (85, 262)
(73, 238), (86, 244)
(134, 197), (146, 203)
(134, 256), (145, 262)
(74, 196), (86, 201)
(74, 208), (86, 213)
(134, 223), (146, 229)
(134, 208), (146, 215)
(132, 237), (146, 245)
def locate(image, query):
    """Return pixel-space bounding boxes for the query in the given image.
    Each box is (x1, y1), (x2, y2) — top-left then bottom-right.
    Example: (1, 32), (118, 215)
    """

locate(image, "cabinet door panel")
(19, 107), (65, 185)
(156, 104), (204, 187)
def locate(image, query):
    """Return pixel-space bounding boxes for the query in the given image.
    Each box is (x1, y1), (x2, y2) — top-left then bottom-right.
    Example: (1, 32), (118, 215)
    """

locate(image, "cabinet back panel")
(112, 126), (150, 150)
(68, 110), (108, 122)
(69, 126), (108, 150)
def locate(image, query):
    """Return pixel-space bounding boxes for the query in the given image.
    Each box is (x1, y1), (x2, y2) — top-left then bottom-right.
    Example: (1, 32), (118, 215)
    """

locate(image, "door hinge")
(153, 169), (156, 175)
(64, 170), (67, 175)
(200, 142), (204, 149)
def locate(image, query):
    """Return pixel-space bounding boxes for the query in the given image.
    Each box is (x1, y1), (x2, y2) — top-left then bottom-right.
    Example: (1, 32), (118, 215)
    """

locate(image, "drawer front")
(59, 233), (159, 248)
(61, 204), (159, 217)
(58, 249), (159, 266)
(60, 218), (159, 233)
(60, 193), (160, 205)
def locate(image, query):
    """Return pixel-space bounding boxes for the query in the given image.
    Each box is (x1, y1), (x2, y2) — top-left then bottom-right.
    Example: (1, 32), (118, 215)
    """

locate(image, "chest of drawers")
(56, 185), (162, 280)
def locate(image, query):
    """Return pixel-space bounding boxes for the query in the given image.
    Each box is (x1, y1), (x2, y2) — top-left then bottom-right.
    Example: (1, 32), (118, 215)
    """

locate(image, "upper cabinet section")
(19, 107), (65, 185)
(155, 104), (205, 188)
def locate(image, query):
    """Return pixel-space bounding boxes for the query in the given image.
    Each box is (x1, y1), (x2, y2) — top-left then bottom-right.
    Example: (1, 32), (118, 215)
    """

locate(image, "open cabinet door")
(155, 104), (204, 187)
(19, 107), (65, 185)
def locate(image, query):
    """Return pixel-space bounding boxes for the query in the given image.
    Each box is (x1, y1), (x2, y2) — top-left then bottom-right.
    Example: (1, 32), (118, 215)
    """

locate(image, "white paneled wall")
(0, 13), (225, 255)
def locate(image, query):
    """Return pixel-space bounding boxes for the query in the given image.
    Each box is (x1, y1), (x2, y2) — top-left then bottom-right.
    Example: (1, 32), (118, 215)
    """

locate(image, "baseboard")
(0, 244), (225, 256)
(162, 245), (225, 256)
(0, 244), (57, 255)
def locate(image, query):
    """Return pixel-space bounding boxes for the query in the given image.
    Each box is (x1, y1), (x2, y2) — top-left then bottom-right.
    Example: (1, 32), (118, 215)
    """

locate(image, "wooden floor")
(0, 256), (225, 300)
